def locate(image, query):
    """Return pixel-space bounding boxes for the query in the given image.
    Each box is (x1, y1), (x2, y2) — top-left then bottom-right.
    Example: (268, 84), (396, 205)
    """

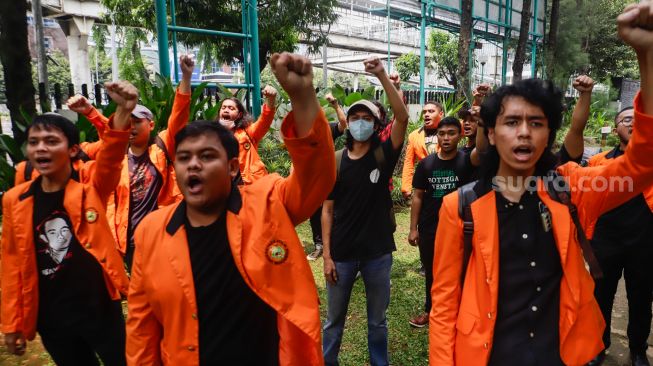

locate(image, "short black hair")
(478, 79), (563, 180)
(437, 116), (462, 133)
(174, 120), (239, 159)
(615, 106), (634, 125)
(28, 113), (80, 147)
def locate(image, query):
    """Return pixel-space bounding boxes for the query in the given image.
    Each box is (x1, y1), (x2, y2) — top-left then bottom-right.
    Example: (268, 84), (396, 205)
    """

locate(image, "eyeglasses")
(617, 116), (633, 127)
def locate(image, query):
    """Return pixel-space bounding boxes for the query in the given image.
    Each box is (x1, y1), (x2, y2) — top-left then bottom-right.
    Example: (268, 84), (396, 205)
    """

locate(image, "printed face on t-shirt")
(40, 216), (72, 264)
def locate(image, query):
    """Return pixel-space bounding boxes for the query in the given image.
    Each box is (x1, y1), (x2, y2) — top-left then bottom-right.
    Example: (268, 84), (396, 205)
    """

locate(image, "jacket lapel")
(471, 190), (499, 281)
(164, 203), (197, 312)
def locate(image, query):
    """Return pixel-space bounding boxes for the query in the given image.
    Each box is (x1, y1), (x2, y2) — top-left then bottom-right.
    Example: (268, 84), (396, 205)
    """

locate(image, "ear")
(487, 127), (496, 146)
(612, 127), (618, 136)
(149, 120), (155, 130)
(228, 157), (240, 179)
(68, 144), (80, 160)
(39, 234), (47, 243)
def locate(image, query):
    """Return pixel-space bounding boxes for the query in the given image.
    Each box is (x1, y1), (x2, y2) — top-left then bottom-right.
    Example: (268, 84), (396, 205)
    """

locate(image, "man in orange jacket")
(429, 4), (653, 365)
(125, 52), (335, 366)
(1, 81), (136, 365)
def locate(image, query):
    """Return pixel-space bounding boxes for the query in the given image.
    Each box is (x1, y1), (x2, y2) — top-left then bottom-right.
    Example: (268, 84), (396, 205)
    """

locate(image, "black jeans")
(592, 241), (653, 352)
(309, 205), (323, 248)
(39, 300), (126, 366)
(418, 232), (436, 313)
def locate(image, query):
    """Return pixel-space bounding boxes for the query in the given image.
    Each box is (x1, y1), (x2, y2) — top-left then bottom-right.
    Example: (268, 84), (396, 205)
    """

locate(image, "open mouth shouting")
(34, 156), (53, 170)
(186, 173), (204, 195)
(512, 144), (534, 163)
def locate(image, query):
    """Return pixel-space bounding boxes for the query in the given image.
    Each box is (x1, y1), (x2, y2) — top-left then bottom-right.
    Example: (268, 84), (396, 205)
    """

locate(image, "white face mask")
(219, 119), (235, 130)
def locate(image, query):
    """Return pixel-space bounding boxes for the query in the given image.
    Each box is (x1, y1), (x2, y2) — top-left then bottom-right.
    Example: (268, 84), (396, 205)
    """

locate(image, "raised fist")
(262, 85), (278, 104)
(473, 84), (491, 98)
(617, 1), (653, 54)
(325, 93), (338, 106)
(572, 75), (594, 93)
(363, 56), (385, 76)
(180, 54), (195, 79)
(66, 95), (93, 114)
(270, 52), (314, 98)
(105, 81), (138, 112)
(389, 72), (401, 90)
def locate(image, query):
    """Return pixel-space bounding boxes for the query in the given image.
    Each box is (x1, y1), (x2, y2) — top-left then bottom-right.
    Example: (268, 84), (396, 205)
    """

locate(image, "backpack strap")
(373, 144), (386, 170)
(154, 135), (172, 165)
(77, 149), (91, 162)
(24, 160), (33, 182)
(457, 180), (480, 285)
(335, 148), (345, 181)
(544, 171), (603, 279)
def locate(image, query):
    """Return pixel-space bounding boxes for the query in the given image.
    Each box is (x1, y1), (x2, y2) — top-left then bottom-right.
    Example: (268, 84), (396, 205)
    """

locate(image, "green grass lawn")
(0, 207), (428, 366)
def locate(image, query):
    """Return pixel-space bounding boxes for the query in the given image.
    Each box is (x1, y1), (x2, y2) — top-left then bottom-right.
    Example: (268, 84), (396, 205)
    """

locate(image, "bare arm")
(408, 189), (424, 246)
(564, 76), (594, 159)
(326, 94), (347, 133)
(322, 199), (338, 285)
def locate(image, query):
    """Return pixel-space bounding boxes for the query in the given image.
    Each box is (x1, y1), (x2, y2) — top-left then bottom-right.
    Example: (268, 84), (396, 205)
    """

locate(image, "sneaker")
(307, 247), (323, 261)
(409, 313), (429, 328)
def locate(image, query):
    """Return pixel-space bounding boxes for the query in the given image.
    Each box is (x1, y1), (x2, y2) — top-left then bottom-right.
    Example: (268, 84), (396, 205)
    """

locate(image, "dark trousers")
(125, 244), (135, 274)
(310, 206), (323, 248)
(593, 242), (653, 352)
(39, 300), (126, 366)
(418, 232), (436, 313)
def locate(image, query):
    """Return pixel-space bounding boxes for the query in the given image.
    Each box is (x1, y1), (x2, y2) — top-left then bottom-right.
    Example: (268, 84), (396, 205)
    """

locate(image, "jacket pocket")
(456, 312), (478, 335)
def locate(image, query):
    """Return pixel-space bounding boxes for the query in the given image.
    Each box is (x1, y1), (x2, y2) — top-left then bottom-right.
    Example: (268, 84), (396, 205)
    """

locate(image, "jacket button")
(100, 257), (107, 263)
(486, 278), (491, 284)
(187, 346), (196, 351)
(484, 343), (488, 349)
(487, 312), (492, 319)
(192, 313), (197, 320)
(85, 243), (92, 249)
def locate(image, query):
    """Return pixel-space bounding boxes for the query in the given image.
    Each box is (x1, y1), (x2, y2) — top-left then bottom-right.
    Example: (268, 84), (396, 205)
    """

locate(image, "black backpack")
(457, 170), (603, 285)
(335, 146), (396, 232)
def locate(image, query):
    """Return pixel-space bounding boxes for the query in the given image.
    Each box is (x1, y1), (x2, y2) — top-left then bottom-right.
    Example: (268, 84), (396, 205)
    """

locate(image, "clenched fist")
(262, 85), (278, 108)
(66, 95), (93, 115)
(270, 52), (314, 99)
(180, 54), (195, 80)
(617, 1), (653, 54)
(363, 57), (386, 77)
(573, 75), (594, 93)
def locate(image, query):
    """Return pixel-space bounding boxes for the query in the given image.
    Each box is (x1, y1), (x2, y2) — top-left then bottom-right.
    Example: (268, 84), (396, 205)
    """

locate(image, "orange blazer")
(126, 109), (335, 366)
(401, 128), (438, 194)
(429, 92), (653, 366)
(105, 89), (189, 254)
(1, 127), (131, 341)
(234, 104), (275, 185)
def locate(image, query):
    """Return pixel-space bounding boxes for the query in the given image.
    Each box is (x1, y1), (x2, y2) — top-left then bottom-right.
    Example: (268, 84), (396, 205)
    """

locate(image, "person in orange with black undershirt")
(125, 52), (335, 366)
(217, 84), (277, 185)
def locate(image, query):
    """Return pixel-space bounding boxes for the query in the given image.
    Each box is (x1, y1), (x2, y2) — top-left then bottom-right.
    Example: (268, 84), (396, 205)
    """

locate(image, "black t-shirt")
(556, 144), (581, 165)
(127, 151), (163, 249)
(185, 214), (279, 365)
(328, 139), (402, 261)
(412, 152), (474, 235)
(33, 184), (113, 331)
(329, 122), (344, 141)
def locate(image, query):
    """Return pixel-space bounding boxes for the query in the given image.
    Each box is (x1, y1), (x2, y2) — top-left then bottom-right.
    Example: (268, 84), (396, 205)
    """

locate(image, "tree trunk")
(0, 0), (36, 145)
(546, 0), (560, 78)
(456, 0), (473, 100)
(512, 0), (533, 82)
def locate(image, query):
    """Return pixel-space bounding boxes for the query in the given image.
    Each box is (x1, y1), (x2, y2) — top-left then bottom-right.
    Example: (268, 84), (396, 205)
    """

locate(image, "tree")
(0, 0), (36, 144)
(394, 53), (420, 82)
(427, 30), (459, 89)
(118, 28), (150, 87)
(102, 0), (338, 71)
(512, 0), (532, 82)
(456, 0), (473, 100)
(545, 0), (561, 78)
(32, 50), (72, 88)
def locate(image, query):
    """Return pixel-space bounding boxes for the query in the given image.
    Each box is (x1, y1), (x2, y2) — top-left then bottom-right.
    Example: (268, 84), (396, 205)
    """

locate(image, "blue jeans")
(323, 253), (392, 366)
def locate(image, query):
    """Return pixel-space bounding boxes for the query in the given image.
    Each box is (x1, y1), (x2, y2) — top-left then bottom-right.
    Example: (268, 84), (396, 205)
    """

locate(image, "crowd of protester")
(1, 2), (653, 365)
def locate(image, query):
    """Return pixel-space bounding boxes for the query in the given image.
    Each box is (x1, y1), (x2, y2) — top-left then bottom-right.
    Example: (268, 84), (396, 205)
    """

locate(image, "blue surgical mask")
(348, 119), (375, 142)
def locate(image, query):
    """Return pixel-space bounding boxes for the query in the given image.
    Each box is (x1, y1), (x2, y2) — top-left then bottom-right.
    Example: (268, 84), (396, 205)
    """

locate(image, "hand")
(325, 93), (338, 106)
(262, 85), (278, 107)
(408, 229), (419, 247)
(270, 52), (314, 99)
(389, 72), (401, 90)
(105, 81), (138, 112)
(363, 56), (385, 76)
(180, 54), (195, 79)
(323, 257), (338, 285)
(473, 84), (491, 104)
(573, 75), (594, 93)
(66, 95), (93, 114)
(402, 191), (412, 200)
(4, 332), (26, 356)
(617, 1), (653, 54)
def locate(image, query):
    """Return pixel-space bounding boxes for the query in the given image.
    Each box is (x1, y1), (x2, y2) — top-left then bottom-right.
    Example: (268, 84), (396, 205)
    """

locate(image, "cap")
(131, 105), (153, 120)
(347, 100), (381, 121)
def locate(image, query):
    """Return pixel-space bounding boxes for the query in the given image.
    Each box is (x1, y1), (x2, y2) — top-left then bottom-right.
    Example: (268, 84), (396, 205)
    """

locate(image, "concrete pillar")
(60, 16), (94, 92)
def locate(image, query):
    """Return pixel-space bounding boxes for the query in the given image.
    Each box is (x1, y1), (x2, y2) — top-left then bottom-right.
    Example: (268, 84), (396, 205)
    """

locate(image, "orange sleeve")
(559, 92), (653, 231)
(80, 141), (102, 160)
(246, 104), (275, 143)
(84, 119), (130, 204)
(401, 134), (416, 193)
(429, 192), (464, 365)
(277, 108), (336, 225)
(159, 89), (191, 157)
(84, 106), (110, 140)
(126, 228), (163, 365)
(1, 192), (24, 334)
(14, 161), (27, 186)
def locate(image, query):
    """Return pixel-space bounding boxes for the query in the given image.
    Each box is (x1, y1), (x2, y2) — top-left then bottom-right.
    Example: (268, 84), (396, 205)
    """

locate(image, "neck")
(466, 137), (476, 148)
(186, 202), (226, 227)
(494, 161), (536, 202)
(129, 144), (148, 157)
(349, 139), (372, 159)
(41, 163), (72, 192)
(438, 149), (457, 160)
(619, 141), (628, 152)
